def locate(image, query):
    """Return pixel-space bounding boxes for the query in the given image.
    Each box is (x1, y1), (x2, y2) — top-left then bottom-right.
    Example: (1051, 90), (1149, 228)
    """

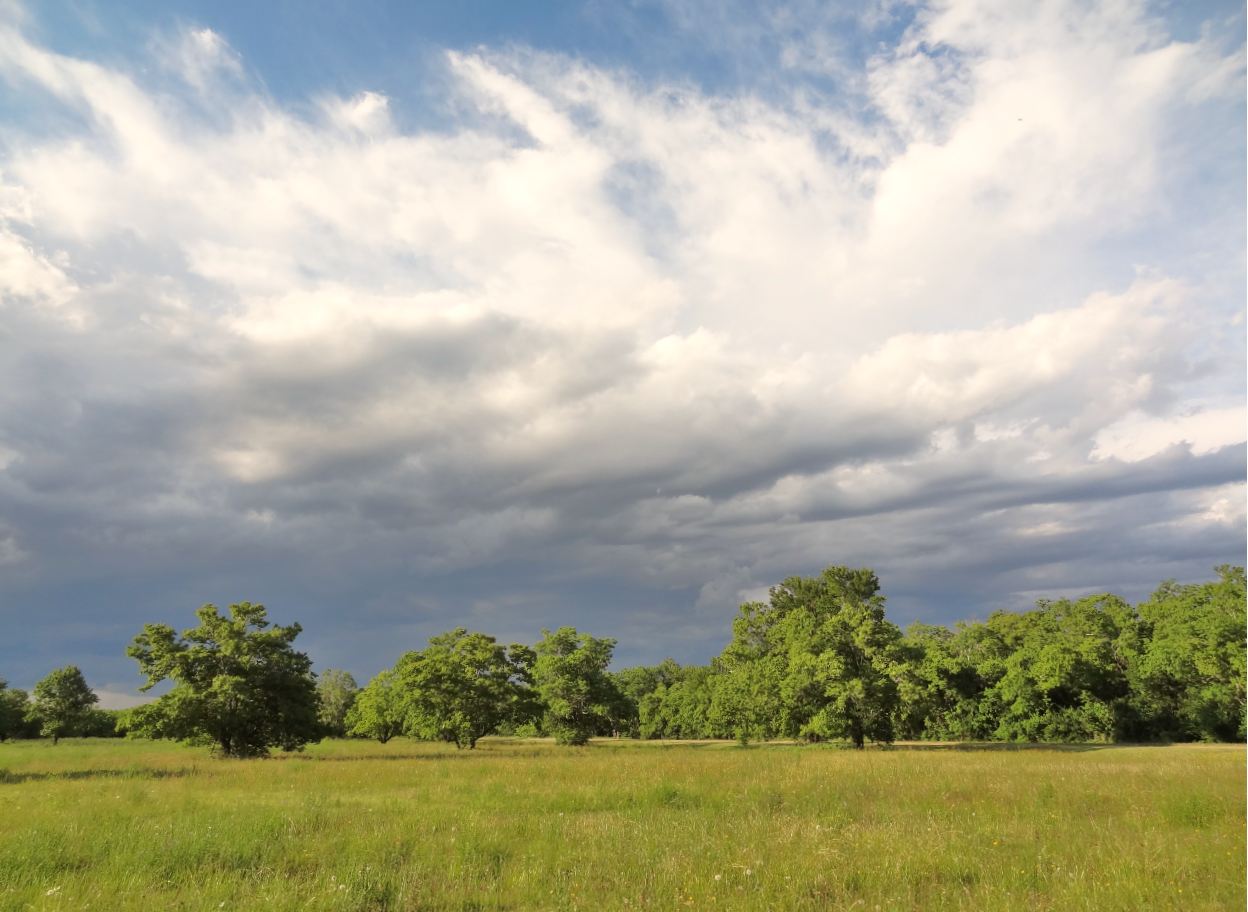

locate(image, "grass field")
(0, 738), (1242, 911)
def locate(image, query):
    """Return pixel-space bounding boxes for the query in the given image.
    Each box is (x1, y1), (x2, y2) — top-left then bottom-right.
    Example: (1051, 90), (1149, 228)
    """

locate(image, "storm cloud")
(0, 0), (1243, 703)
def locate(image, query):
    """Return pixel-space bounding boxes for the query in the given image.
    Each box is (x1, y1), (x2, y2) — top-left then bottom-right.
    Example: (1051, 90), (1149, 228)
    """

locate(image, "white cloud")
(322, 90), (393, 135)
(1093, 405), (1247, 463)
(0, 2), (1241, 674)
(95, 688), (153, 710)
(0, 227), (76, 310)
(155, 26), (243, 92)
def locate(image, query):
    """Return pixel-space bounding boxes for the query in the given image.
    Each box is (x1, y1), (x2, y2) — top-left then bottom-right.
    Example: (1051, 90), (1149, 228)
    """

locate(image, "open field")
(0, 738), (1243, 911)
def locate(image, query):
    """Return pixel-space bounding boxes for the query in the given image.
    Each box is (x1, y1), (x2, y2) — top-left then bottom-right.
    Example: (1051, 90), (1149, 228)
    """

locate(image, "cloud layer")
(0, 0), (1243, 695)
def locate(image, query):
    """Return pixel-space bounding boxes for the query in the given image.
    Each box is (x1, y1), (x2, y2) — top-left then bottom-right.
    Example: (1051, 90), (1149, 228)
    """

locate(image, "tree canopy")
(126, 602), (321, 758)
(532, 627), (620, 745)
(316, 669), (359, 738)
(6, 565), (1240, 750)
(345, 669), (407, 744)
(711, 568), (902, 746)
(397, 628), (533, 749)
(28, 666), (98, 744)
(0, 678), (32, 741)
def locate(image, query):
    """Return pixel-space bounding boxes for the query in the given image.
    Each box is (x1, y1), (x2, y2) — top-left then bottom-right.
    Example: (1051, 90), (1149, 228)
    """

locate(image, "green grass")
(0, 738), (1242, 911)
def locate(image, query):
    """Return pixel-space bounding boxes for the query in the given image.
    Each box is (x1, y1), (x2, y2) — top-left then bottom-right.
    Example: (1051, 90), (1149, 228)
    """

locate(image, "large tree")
(28, 666), (99, 744)
(398, 628), (532, 749)
(532, 627), (619, 745)
(781, 568), (903, 747)
(126, 602), (321, 758)
(716, 567), (903, 748)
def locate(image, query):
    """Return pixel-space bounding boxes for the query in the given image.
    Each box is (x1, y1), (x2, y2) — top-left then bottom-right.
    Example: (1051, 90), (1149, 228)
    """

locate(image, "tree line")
(1, 565), (1242, 755)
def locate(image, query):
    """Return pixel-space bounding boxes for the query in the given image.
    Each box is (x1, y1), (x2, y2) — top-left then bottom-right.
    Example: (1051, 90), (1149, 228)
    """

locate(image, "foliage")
(126, 602), (321, 758)
(77, 707), (127, 738)
(609, 660), (681, 737)
(345, 669), (407, 743)
(532, 627), (619, 745)
(0, 679), (36, 741)
(397, 628), (533, 749)
(638, 664), (718, 739)
(892, 623), (994, 740)
(28, 666), (99, 744)
(316, 669), (359, 737)
(713, 568), (902, 747)
(1134, 565), (1246, 741)
(977, 594), (1140, 742)
(22, 566), (1246, 752)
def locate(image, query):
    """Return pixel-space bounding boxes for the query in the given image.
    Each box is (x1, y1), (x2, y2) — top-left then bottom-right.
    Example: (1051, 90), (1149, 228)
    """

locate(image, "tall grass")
(0, 738), (1242, 910)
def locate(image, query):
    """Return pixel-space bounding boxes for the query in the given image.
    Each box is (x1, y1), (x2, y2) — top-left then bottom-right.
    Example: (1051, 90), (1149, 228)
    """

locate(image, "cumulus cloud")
(0, 0), (1242, 690)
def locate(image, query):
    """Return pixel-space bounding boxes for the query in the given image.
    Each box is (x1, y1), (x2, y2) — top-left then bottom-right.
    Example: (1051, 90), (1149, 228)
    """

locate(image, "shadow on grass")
(581, 738), (1185, 753)
(293, 752), (492, 762)
(0, 766), (197, 785)
(291, 745), (553, 762)
(882, 741), (1178, 753)
(613, 738), (1185, 753)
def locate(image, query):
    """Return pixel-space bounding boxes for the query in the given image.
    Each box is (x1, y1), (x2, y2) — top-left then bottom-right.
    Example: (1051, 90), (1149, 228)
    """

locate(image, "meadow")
(0, 738), (1242, 912)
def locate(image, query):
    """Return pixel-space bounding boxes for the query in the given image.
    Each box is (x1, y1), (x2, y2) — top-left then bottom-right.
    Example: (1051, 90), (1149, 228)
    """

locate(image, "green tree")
(715, 567), (902, 748)
(983, 594), (1141, 743)
(78, 707), (125, 738)
(893, 621), (1009, 741)
(28, 666), (99, 744)
(398, 629), (532, 749)
(611, 659), (683, 738)
(783, 569), (902, 747)
(532, 627), (618, 745)
(316, 669), (359, 737)
(708, 658), (781, 744)
(0, 678), (33, 741)
(709, 599), (789, 743)
(1136, 566), (1246, 741)
(345, 669), (407, 743)
(126, 602), (321, 758)
(663, 665), (719, 739)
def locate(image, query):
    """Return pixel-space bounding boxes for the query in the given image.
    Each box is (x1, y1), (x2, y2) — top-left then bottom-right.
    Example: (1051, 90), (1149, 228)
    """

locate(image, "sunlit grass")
(0, 738), (1242, 910)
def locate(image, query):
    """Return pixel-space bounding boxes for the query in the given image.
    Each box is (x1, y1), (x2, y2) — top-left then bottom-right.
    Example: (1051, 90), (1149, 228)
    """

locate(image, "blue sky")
(0, 0), (1244, 707)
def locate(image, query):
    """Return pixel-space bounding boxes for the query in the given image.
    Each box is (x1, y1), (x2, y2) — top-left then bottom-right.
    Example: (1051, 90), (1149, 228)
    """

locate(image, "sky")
(0, 0), (1243, 708)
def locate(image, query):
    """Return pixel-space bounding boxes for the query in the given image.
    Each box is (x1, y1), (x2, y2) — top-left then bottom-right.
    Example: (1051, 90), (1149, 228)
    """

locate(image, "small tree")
(126, 602), (321, 758)
(346, 669), (407, 743)
(316, 669), (359, 737)
(532, 627), (618, 746)
(28, 666), (99, 744)
(398, 628), (531, 749)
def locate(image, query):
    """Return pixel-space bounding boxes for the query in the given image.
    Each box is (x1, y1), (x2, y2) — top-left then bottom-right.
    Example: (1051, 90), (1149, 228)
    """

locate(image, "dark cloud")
(0, 2), (1243, 700)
